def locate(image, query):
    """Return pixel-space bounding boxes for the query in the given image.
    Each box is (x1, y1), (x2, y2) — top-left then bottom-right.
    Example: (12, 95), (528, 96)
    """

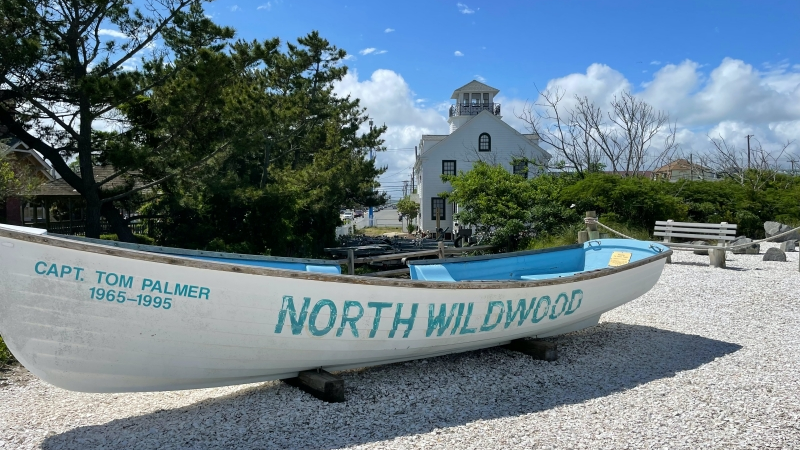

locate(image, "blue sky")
(202, 0), (800, 197)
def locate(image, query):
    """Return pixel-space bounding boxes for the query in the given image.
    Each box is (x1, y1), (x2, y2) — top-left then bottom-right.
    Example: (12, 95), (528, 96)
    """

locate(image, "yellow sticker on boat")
(609, 252), (632, 266)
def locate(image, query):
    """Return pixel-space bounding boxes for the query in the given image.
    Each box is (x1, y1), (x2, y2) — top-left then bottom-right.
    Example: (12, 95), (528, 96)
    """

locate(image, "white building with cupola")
(413, 80), (551, 235)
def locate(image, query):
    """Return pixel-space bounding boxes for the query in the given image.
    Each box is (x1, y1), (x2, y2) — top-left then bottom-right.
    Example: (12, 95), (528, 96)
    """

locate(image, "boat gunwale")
(52, 234), (341, 265)
(0, 228), (672, 290)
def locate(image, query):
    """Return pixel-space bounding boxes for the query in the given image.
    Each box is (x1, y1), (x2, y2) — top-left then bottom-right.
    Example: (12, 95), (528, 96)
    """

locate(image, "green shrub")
(0, 334), (15, 366)
(99, 233), (156, 245)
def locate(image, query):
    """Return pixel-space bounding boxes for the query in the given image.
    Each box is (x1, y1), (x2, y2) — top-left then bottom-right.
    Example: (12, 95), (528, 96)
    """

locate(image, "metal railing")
(448, 103), (500, 117)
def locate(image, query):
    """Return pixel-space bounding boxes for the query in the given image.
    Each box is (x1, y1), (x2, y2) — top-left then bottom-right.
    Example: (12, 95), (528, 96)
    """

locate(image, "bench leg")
(709, 248), (726, 268)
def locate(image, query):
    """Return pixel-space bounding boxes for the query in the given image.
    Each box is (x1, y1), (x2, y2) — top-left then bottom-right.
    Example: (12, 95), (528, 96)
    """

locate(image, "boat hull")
(0, 230), (668, 392)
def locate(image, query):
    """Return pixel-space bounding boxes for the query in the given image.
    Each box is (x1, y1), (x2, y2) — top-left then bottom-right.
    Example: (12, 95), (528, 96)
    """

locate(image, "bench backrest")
(654, 220), (738, 244)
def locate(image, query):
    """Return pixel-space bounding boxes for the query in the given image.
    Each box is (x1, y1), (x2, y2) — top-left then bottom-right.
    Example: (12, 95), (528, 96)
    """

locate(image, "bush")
(99, 233), (156, 245)
(0, 335), (15, 366)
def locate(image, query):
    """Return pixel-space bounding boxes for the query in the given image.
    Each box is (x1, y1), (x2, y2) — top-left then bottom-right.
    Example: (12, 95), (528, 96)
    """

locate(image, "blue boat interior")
(408, 239), (667, 282)
(164, 254), (342, 274)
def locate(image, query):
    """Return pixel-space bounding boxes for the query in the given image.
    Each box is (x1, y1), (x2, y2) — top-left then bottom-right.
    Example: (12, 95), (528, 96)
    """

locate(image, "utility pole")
(746, 134), (754, 169)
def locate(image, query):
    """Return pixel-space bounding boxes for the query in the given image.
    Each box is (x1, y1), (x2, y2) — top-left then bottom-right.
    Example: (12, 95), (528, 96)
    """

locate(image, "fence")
(336, 242), (495, 276)
(26, 220), (151, 237)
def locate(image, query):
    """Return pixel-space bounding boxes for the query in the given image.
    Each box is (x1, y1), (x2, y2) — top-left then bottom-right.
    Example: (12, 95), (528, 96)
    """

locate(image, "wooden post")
(586, 211), (599, 240)
(437, 241), (445, 259)
(578, 230), (589, 244)
(709, 248), (726, 268)
(710, 222), (727, 268)
(282, 369), (345, 403)
(44, 198), (51, 231)
(504, 339), (558, 361)
(435, 207), (441, 240)
(663, 219), (673, 264)
(347, 248), (355, 275)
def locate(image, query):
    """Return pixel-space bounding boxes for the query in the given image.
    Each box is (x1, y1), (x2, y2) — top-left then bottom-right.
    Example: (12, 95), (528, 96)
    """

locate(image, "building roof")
(653, 158), (711, 173)
(418, 110), (551, 163)
(31, 166), (144, 197)
(451, 80), (500, 99)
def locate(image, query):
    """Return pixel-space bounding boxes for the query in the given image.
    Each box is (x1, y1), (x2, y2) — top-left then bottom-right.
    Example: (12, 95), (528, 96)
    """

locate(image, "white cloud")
(98, 29), (128, 39)
(333, 69), (449, 187)
(359, 48), (387, 56)
(650, 60), (662, 65)
(507, 58), (800, 165)
(457, 2), (475, 14)
(343, 54), (357, 61)
(257, 2), (271, 10)
(454, 50), (464, 57)
(474, 75), (486, 82)
(230, 5), (240, 12)
(385, 28), (395, 33)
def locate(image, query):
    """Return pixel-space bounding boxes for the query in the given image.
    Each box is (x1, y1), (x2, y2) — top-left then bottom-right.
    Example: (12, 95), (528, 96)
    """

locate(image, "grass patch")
(525, 221), (652, 250)
(359, 226), (403, 237)
(0, 335), (15, 367)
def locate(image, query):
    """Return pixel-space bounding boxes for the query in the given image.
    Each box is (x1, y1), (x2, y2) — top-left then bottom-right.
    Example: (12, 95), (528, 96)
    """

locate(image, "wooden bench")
(654, 220), (738, 268)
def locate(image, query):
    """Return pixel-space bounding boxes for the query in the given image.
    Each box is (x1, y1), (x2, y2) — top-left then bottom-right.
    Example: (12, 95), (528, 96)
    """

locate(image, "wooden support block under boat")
(282, 369), (345, 403)
(504, 339), (558, 361)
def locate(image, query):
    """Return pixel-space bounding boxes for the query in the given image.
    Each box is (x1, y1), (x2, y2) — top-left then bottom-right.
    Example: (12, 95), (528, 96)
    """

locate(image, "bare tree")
(518, 88), (678, 177)
(706, 135), (795, 190)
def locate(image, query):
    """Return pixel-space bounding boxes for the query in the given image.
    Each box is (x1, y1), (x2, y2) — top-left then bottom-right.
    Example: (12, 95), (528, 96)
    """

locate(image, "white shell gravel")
(1, 244), (798, 450)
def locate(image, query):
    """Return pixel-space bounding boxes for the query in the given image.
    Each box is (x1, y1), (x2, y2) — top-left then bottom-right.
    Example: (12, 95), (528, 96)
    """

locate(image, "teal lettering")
(480, 301), (505, 332)
(389, 303), (418, 338)
(34, 261), (47, 274)
(459, 302), (477, 334)
(117, 274), (133, 289)
(95, 270), (106, 283)
(505, 298), (536, 328)
(188, 285), (198, 298)
(550, 293), (569, 320)
(565, 289), (583, 315)
(532, 296), (551, 323)
(174, 283), (189, 297)
(274, 296), (311, 335)
(46, 264), (59, 277)
(450, 303), (466, 335)
(141, 278), (154, 290)
(151, 280), (162, 293)
(198, 287), (210, 300)
(336, 301), (364, 337)
(426, 303), (459, 337)
(367, 302), (393, 338)
(59, 265), (72, 278)
(163, 282), (174, 295)
(106, 272), (118, 286)
(309, 299), (337, 336)
(73, 267), (84, 281)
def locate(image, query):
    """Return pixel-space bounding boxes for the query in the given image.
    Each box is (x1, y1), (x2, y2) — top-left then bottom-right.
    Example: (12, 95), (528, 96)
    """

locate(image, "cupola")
(447, 80), (501, 133)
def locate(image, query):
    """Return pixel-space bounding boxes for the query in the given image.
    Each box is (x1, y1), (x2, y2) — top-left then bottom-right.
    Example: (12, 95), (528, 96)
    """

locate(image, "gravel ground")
(1, 244), (798, 450)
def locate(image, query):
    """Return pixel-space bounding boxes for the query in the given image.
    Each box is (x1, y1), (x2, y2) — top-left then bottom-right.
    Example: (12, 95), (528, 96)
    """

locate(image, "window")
(462, 93), (469, 105)
(442, 160), (456, 176)
(478, 133), (491, 152)
(482, 93), (489, 105)
(431, 197), (445, 220)
(471, 93), (480, 105)
(513, 161), (528, 179)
